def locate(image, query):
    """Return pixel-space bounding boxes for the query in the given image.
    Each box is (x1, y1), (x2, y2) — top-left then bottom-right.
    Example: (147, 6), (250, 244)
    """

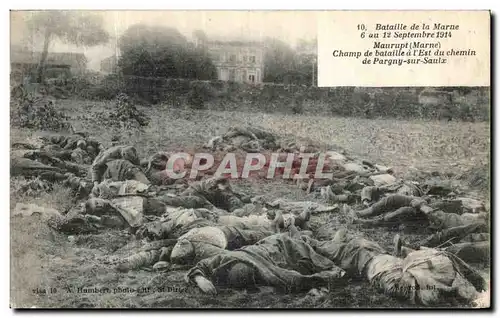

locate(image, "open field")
(54, 100), (490, 175)
(10, 99), (491, 308)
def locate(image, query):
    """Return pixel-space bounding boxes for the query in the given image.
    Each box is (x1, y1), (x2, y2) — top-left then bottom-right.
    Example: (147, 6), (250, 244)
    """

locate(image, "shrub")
(11, 88), (73, 132)
(187, 81), (215, 110)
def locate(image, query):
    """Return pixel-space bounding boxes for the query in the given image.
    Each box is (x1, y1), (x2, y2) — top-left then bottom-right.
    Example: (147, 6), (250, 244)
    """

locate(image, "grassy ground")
(10, 99), (491, 308)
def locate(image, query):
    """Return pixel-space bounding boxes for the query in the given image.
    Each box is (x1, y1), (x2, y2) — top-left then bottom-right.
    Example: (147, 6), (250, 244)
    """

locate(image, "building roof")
(11, 49), (87, 68)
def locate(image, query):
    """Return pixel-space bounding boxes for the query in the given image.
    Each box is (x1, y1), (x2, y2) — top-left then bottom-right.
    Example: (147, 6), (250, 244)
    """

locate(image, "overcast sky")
(11, 10), (318, 70)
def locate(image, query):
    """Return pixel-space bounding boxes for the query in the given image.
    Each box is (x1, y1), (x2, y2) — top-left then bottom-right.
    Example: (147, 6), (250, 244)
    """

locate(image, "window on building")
(220, 68), (229, 80)
(230, 54), (236, 62)
(249, 56), (256, 63)
(249, 74), (255, 83)
(243, 56), (247, 62)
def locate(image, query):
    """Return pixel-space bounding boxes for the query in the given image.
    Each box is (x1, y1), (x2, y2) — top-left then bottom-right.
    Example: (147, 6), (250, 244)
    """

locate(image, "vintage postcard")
(10, 10), (491, 309)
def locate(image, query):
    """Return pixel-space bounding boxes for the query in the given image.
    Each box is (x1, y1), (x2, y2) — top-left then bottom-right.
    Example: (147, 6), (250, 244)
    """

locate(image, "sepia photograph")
(9, 10), (491, 309)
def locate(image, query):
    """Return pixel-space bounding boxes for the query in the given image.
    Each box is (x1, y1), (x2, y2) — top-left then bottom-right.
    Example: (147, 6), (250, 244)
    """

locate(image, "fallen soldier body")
(140, 151), (192, 186)
(114, 203), (313, 271)
(185, 233), (346, 295)
(91, 145), (141, 187)
(204, 126), (279, 152)
(11, 134), (101, 181)
(98, 159), (150, 185)
(306, 158), (400, 194)
(21, 150), (89, 177)
(351, 195), (489, 261)
(62, 177), (304, 236)
(41, 139), (98, 165)
(22, 141), (91, 165)
(306, 229), (487, 306)
(360, 183), (423, 207)
(55, 178), (170, 234)
(353, 195), (488, 231)
(24, 132), (103, 163)
(56, 196), (146, 234)
(160, 177), (248, 212)
(135, 206), (311, 241)
(11, 157), (92, 198)
(395, 223), (490, 264)
(115, 211), (292, 271)
(169, 223), (279, 264)
(265, 198), (337, 215)
(40, 132), (102, 153)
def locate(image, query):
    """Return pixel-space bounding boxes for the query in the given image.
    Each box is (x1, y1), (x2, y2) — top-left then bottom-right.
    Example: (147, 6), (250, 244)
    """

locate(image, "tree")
(117, 24), (216, 80)
(262, 37), (296, 83)
(26, 11), (109, 83)
(119, 24), (187, 53)
(294, 38), (317, 86)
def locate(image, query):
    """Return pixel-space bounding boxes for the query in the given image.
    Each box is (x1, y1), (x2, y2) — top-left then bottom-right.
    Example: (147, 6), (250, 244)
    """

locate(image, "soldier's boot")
(393, 234), (402, 257)
(351, 215), (385, 227)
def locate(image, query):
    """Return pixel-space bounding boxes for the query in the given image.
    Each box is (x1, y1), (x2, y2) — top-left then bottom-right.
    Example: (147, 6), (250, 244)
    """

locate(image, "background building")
(11, 47), (87, 81)
(195, 34), (264, 84)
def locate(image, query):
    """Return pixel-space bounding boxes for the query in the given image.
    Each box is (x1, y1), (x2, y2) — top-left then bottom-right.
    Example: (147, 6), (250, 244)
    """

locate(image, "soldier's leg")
(417, 223), (489, 248)
(33, 151), (87, 176)
(221, 226), (276, 250)
(382, 206), (418, 222)
(352, 207), (416, 228)
(356, 195), (414, 218)
(351, 214), (386, 227)
(38, 171), (67, 182)
(462, 233), (490, 243)
(116, 249), (162, 272)
(60, 160), (90, 176)
(353, 206), (418, 228)
(25, 151), (63, 166)
(51, 150), (73, 161)
(157, 195), (214, 210)
(11, 157), (64, 177)
(444, 241), (490, 264)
